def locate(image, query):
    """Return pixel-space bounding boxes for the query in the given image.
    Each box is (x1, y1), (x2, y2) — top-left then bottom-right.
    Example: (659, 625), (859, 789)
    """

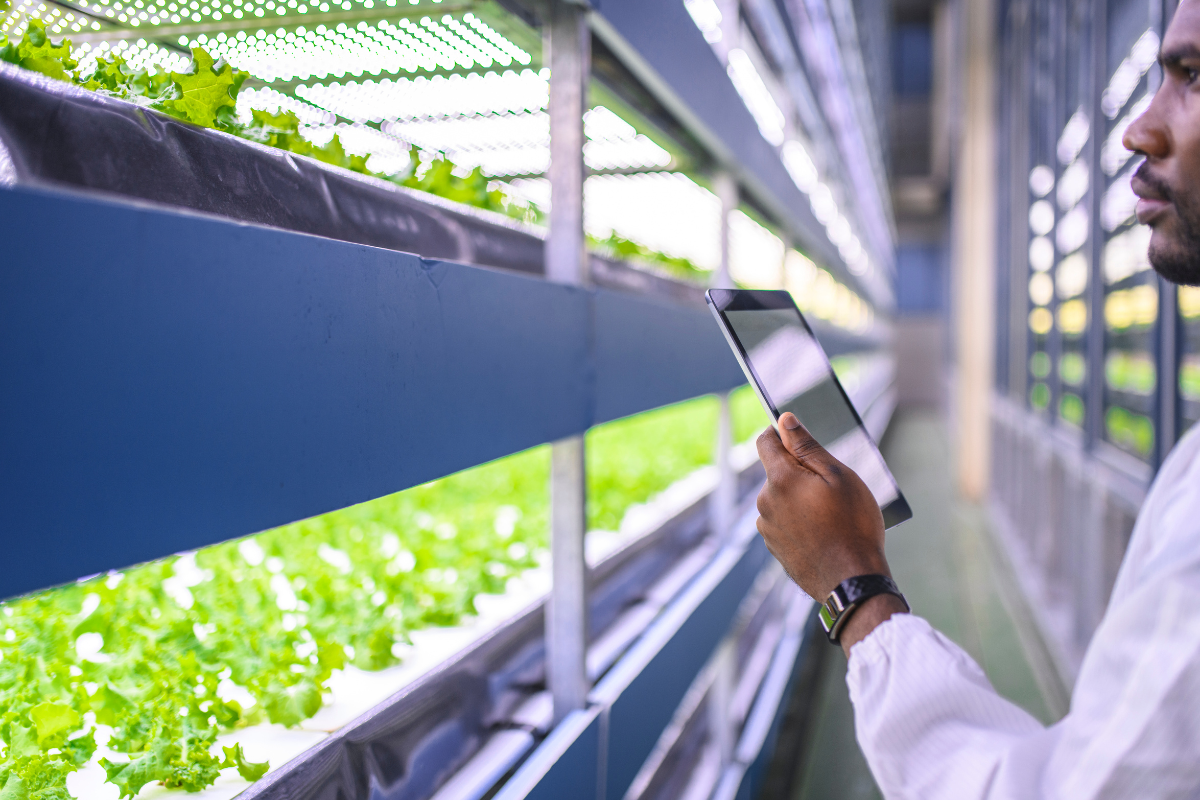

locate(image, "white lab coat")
(847, 424), (1200, 799)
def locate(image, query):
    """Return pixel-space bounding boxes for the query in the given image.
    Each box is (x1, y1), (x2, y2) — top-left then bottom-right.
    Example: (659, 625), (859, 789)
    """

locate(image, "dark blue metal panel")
(493, 708), (601, 800)
(733, 614), (818, 800)
(0, 186), (593, 598)
(602, 539), (770, 800)
(0, 185), (760, 599)
(592, 290), (745, 424)
(521, 712), (600, 800)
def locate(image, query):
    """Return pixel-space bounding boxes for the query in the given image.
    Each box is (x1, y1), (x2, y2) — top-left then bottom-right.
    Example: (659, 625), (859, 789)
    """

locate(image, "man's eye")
(1188, 67), (1200, 84)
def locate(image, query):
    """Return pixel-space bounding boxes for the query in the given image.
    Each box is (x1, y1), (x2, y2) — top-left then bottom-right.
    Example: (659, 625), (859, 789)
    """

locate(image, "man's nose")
(1124, 97), (1170, 159)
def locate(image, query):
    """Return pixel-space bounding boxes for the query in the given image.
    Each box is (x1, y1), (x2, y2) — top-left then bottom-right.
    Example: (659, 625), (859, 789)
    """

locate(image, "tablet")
(706, 288), (912, 529)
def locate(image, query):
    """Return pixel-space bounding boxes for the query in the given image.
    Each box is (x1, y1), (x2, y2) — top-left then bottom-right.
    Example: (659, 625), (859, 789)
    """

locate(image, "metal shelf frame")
(0, 1), (900, 798)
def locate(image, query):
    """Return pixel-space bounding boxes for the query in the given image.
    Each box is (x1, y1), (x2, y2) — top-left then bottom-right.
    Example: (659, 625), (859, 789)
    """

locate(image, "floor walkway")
(761, 410), (1066, 799)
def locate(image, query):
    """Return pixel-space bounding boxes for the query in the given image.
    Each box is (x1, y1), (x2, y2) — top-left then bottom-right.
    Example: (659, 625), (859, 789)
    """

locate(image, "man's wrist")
(838, 593), (908, 657)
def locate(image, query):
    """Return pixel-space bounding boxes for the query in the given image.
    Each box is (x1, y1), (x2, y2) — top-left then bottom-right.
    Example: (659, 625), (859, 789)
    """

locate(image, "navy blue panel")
(0, 186), (592, 598)
(895, 243), (946, 315)
(517, 712), (600, 800)
(892, 25), (933, 96)
(604, 539), (770, 800)
(734, 613), (818, 800)
(592, 290), (745, 424)
(0, 185), (759, 598)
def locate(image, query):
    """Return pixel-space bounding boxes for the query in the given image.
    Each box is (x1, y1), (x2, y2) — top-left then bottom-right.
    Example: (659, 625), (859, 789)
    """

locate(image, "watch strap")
(818, 574), (908, 644)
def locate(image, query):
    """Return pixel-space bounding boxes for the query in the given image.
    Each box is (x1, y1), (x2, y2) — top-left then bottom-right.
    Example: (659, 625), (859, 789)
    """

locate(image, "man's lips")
(1132, 173), (1173, 224)
(1137, 197), (1172, 223)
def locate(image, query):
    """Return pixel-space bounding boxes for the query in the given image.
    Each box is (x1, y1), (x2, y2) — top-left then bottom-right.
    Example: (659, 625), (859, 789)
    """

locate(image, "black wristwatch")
(818, 574), (908, 644)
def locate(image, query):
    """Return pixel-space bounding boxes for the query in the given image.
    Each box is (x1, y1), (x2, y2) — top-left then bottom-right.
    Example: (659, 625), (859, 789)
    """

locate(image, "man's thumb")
(777, 413), (829, 466)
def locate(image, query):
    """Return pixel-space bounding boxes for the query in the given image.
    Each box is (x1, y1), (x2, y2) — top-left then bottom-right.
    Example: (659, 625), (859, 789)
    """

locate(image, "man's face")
(1126, 0), (1200, 285)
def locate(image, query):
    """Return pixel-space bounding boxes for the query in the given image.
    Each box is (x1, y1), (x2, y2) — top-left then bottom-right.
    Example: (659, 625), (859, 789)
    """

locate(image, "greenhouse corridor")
(0, 0), (1189, 797)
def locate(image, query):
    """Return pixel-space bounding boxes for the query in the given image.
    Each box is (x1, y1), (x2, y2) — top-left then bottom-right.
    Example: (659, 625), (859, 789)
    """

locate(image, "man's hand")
(755, 412), (900, 651)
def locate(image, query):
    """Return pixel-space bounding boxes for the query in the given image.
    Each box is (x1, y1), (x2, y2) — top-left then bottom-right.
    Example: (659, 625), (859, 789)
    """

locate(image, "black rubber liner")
(0, 64), (894, 341)
(0, 63), (543, 277)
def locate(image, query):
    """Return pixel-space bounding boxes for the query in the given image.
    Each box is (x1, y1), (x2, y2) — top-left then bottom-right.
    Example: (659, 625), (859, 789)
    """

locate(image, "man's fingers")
(756, 425), (797, 479)
(777, 413), (833, 473)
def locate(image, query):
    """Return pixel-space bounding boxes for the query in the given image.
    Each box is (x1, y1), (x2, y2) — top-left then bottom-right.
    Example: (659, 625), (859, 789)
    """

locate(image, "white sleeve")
(846, 613), (1054, 800)
(847, 581), (1200, 800)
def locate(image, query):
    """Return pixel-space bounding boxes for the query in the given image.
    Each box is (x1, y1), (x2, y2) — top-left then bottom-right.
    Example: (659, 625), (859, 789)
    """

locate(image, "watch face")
(819, 602), (837, 635)
(818, 595), (843, 636)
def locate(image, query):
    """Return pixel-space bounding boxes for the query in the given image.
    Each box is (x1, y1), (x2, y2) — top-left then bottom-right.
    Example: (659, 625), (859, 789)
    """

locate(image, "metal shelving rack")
(0, 0), (898, 798)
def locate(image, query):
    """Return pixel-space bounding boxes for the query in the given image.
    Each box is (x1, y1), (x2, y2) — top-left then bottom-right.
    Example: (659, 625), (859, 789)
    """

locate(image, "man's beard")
(1136, 161), (1200, 286)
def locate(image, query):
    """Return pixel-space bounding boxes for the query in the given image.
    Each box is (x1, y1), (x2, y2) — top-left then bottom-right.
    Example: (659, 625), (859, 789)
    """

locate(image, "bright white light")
(809, 183), (838, 225)
(1056, 108), (1090, 165)
(1057, 159), (1089, 211)
(839, 235), (863, 263)
(240, 86), (335, 126)
(1103, 224), (1151, 284)
(1056, 252), (1088, 299)
(683, 0), (723, 43)
(1102, 93), (1150, 176)
(827, 215), (852, 247)
(1029, 272), (1053, 306)
(385, 112), (550, 175)
(584, 106), (671, 171)
(726, 48), (786, 146)
(1102, 29), (1159, 119)
(1102, 162), (1139, 232)
(846, 251), (870, 276)
(581, 172), (720, 271)
(1029, 236), (1054, 272)
(1029, 200), (1055, 236)
(730, 210), (786, 288)
(781, 140), (818, 193)
(299, 70), (547, 122)
(176, 15), (532, 83)
(1029, 165), (1055, 198)
(1055, 204), (1089, 255)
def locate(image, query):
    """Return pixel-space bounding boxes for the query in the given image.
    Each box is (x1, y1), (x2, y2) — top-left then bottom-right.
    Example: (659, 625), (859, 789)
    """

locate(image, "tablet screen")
(707, 289), (911, 528)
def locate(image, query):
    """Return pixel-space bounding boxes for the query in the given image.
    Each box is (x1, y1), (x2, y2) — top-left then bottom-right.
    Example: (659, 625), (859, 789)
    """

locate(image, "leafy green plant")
(0, 392), (758, 798)
(1059, 392), (1084, 427)
(1181, 357), (1200, 400)
(1105, 405), (1154, 457)
(1105, 350), (1156, 395)
(0, 18), (536, 223)
(587, 232), (706, 282)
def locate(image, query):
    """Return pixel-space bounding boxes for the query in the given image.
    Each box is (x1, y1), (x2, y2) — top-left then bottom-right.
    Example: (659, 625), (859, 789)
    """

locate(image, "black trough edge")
(0, 61), (889, 350)
(0, 63), (713, 309)
(237, 459), (766, 800)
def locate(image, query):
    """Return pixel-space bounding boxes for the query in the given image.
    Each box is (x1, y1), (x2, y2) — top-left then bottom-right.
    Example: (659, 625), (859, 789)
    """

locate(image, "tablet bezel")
(706, 288), (912, 529)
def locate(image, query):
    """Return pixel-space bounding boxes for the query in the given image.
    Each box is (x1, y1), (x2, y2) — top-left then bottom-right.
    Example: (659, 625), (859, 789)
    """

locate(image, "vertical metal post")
(711, 170), (737, 540)
(546, 1), (589, 287)
(710, 392), (736, 540)
(545, 0), (590, 726)
(713, 170), (737, 290)
(1152, 0), (1179, 467)
(549, 436), (588, 722)
(1085, 0), (1105, 451)
(706, 639), (736, 766)
(778, 239), (790, 290)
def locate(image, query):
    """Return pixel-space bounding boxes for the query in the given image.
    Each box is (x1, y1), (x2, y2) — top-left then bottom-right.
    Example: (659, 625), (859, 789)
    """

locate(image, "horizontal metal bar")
(428, 730), (536, 800)
(491, 707), (603, 800)
(0, 184), (746, 599)
(592, 527), (771, 799)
